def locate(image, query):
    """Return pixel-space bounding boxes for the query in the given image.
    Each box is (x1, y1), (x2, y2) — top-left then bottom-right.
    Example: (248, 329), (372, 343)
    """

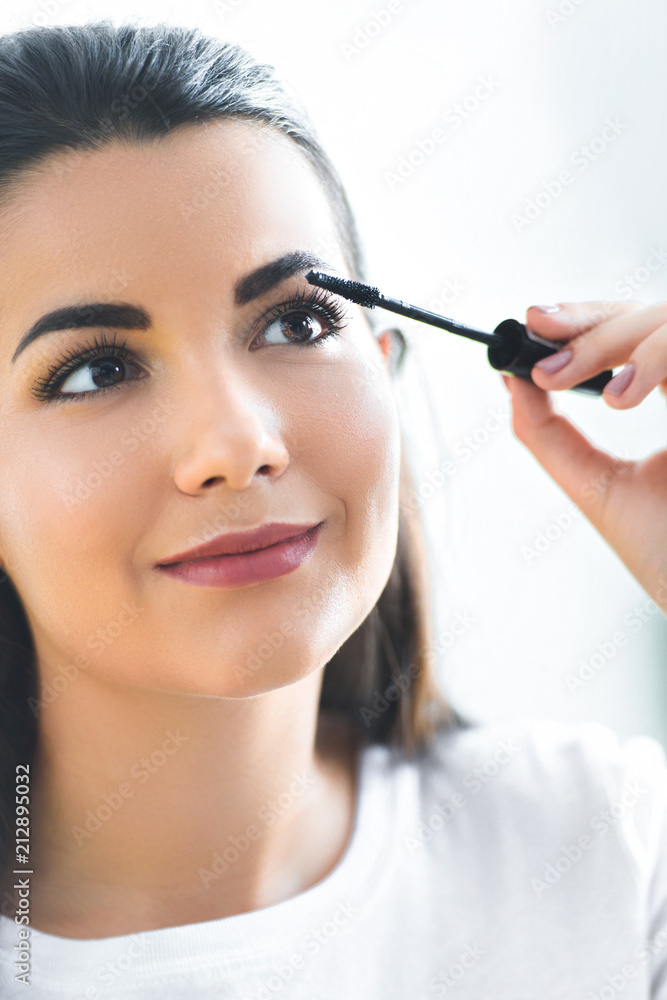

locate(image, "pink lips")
(154, 521), (324, 589)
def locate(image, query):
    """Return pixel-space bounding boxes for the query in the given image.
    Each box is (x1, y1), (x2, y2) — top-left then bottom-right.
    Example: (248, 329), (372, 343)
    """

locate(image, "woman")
(0, 19), (665, 999)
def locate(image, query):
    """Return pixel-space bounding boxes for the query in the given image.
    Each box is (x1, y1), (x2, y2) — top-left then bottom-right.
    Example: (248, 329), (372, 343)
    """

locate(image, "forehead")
(0, 121), (344, 323)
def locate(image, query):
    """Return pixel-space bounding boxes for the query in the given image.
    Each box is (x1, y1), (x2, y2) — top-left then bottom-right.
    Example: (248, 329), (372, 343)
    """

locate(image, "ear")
(376, 327), (407, 373)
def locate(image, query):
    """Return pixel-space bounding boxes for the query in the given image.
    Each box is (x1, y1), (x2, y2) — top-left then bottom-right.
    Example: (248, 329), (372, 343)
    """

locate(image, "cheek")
(295, 352), (401, 562)
(0, 412), (152, 642)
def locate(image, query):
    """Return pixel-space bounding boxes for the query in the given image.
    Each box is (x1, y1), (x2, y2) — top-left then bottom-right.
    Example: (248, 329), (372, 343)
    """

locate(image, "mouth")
(154, 522), (325, 589)
(155, 521), (324, 567)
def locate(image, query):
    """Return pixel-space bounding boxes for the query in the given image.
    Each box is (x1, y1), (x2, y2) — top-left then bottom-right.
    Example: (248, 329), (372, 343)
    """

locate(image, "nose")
(170, 366), (290, 495)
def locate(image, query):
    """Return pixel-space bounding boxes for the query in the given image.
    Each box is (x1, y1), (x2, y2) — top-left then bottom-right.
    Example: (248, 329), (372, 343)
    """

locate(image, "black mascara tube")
(305, 271), (614, 396)
(486, 319), (612, 394)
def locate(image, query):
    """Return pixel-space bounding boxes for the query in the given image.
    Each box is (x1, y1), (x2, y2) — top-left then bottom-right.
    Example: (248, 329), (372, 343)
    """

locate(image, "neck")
(2, 669), (360, 938)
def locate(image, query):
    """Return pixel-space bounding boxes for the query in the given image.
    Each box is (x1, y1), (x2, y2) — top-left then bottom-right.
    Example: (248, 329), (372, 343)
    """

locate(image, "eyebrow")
(11, 249), (338, 364)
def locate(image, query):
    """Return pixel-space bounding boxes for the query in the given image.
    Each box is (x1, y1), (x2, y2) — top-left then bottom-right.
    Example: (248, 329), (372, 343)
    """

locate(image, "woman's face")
(0, 120), (401, 698)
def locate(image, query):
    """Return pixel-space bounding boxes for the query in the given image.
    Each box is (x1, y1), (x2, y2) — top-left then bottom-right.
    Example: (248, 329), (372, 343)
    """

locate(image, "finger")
(602, 324), (667, 408)
(500, 373), (633, 527)
(525, 300), (645, 342)
(528, 302), (667, 392)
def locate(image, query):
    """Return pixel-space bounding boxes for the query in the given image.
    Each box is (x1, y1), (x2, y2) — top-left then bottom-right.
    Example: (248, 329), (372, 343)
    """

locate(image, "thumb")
(499, 373), (632, 526)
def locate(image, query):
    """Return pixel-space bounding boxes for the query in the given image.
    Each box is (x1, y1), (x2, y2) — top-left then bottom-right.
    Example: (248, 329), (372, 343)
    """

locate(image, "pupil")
(284, 312), (317, 341)
(92, 358), (124, 388)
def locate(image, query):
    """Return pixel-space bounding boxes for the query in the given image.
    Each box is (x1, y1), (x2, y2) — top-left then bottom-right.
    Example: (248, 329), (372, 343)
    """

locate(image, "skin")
(503, 302), (667, 609)
(0, 120), (401, 937)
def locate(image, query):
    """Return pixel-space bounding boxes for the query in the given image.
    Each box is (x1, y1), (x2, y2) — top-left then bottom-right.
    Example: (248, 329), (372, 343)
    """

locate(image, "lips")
(155, 521), (323, 566)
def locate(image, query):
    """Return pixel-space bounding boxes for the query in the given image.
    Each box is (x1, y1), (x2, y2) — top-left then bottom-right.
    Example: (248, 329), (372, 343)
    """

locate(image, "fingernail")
(530, 304), (561, 313)
(534, 348), (573, 374)
(604, 363), (635, 396)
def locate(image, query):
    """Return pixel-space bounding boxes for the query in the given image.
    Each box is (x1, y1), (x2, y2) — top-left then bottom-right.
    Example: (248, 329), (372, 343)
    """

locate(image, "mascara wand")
(306, 270), (614, 396)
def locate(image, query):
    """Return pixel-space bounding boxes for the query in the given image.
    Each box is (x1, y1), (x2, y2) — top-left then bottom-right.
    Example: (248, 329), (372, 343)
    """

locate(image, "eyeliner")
(305, 270), (614, 396)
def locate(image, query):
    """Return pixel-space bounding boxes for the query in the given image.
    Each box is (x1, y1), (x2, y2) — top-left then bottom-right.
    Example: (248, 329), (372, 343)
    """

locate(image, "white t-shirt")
(2, 717), (667, 999)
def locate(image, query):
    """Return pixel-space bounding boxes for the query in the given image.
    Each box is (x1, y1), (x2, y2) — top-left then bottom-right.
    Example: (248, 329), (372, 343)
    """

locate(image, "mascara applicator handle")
(487, 318), (614, 396)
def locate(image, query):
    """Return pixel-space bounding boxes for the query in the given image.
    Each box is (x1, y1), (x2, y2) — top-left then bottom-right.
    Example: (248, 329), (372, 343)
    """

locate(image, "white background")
(4, 0), (667, 745)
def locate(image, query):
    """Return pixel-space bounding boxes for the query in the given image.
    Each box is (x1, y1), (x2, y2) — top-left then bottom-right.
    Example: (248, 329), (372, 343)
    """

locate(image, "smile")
(154, 522), (324, 588)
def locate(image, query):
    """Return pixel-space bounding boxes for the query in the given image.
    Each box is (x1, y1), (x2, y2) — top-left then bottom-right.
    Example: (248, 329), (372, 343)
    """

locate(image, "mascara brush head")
(306, 270), (381, 309)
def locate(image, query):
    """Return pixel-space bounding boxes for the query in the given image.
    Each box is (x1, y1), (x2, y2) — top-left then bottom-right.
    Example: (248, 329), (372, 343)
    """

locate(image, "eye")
(261, 310), (330, 347)
(255, 286), (348, 350)
(59, 354), (139, 395)
(30, 334), (147, 404)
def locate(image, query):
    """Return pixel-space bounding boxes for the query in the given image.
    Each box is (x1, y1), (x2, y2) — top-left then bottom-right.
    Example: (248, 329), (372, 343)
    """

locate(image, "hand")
(500, 300), (667, 614)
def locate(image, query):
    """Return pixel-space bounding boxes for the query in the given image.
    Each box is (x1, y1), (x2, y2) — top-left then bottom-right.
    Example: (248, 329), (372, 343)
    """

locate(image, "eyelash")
(30, 286), (349, 404)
